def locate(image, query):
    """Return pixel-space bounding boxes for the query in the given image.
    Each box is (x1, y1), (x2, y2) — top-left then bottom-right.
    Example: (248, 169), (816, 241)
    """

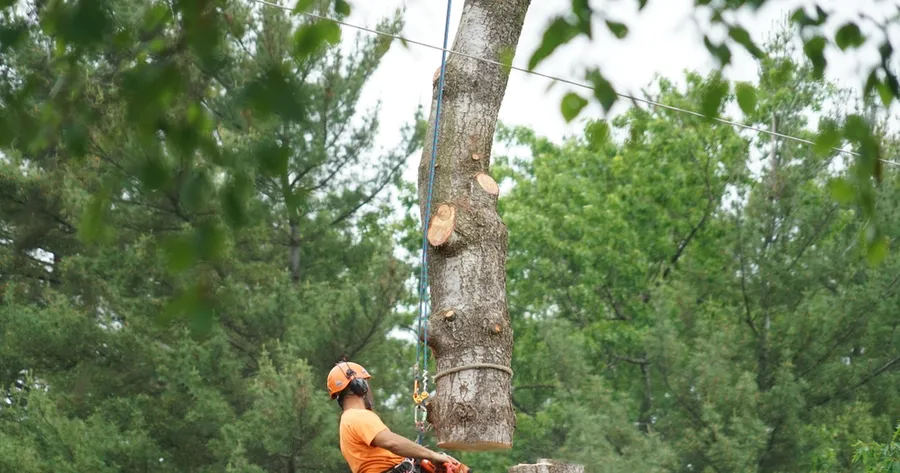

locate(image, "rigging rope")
(413, 0), (454, 446)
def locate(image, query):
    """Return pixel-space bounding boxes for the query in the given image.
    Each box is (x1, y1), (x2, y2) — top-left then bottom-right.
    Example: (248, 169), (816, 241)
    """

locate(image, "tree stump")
(508, 459), (585, 473)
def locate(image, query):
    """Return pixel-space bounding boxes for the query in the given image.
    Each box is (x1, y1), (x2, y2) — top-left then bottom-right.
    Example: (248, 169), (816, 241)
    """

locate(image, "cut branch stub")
(427, 204), (457, 247)
(475, 172), (499, 196)
(433, 67), (441, 85)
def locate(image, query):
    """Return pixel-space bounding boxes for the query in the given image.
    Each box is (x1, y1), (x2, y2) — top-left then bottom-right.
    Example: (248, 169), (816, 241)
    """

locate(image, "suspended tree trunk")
(418, 0), (530, 451)
(509, 460), (585, 473)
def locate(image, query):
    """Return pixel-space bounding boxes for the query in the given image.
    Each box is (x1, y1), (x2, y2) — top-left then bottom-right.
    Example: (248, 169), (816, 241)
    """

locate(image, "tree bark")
(289, 218), (301, 284)
(638, 361), (653, 433)
(417, 0), (530, 451)
(508, 460), (585, 473)
(757, 113), (778, 393)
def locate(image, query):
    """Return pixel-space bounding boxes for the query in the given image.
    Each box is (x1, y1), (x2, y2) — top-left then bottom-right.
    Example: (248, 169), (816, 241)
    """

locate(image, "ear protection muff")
(344, 363), (369, 396)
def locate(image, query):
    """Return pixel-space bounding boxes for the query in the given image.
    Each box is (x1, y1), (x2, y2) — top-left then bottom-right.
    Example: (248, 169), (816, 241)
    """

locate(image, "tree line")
(0, 1), (898, 472)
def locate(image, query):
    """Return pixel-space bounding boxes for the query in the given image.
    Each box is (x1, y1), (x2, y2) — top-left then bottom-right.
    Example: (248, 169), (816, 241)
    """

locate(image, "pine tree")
(0, 0), (421, 471)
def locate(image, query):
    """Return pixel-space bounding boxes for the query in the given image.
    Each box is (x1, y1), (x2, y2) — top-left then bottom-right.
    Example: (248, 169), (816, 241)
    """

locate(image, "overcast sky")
(283, 0), (900, 339)
(318, 0), (900, 186)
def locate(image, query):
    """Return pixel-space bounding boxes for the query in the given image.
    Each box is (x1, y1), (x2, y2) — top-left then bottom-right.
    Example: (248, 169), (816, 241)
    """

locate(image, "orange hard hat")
(327, 361), (371, 398)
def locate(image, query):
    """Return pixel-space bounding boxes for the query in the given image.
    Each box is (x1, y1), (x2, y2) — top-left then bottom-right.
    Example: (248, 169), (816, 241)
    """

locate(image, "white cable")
(250, 0), (900, 166)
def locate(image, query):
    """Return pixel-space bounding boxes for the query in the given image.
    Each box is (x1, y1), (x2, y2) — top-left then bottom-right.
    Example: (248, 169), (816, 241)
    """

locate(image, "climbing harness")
(413, 0), (453, 446)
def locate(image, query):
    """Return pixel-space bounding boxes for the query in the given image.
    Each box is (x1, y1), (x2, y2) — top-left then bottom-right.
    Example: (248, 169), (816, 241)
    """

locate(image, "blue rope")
(415, 0), (453, 446)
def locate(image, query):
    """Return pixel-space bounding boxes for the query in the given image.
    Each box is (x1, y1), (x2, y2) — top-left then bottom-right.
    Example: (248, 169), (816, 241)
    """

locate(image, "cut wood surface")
(475, 172), (499, 196)
(427, 204), (457, 247)
(508, 460), (585, 473)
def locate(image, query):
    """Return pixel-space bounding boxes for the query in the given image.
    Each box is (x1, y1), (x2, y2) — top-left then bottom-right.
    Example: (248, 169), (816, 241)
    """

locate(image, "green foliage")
(853, 425), (900, 472)
(0, 0), (426, 330)
(529, 3), (900, 256)
(293, 20), (342, 59)
(735, 82), (757, 114)
(587, 69), (617, 112)
(704, 36), (733, 67)
(699, 74), (729, 118)
(561, 92), (589, 122)
(478, 38), (900, 473)
(835, 23), (866, 51)
(728, 26), (764, 59)
(605, 20), (629, 39)
(815, 120), (843, 156)
(0, 0), (423, 471)
(803, 35), (828, 78)
(3, 2), (900, 473)
(827, 178), (856, 205)
(528, 17), (579, 70)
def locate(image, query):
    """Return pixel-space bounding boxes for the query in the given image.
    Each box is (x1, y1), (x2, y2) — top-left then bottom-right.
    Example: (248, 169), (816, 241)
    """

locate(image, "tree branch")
(344, 283), (402, 361)
(608, 351), (649, 365)
(638, 362), (653, 434)
(306, 152), (356, 193)
(328, 153), (406, 227)
(785, 204), (839, 274)
(754, 418), (785, 472)
(798, 272), (900, 379)
(512, 383), (558, 391)
(0, 190), (77, 235)
(737, 214), (758, 336)
(510, 396), (535, 416)
(813, 355), (900, 407)
(663, 196), (714, 280)
(655, 362), (711, 438)
(2, 271), (61, 286)
(89, 137), (132, 177)
(596, 285), (630, 321)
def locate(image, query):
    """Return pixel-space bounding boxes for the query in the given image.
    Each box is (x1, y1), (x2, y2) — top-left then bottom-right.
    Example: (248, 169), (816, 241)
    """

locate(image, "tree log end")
(475, 172), (499, 196)
(429, 360), (515, 451)
(427, 204), (456, 247)
(437, 440), (512, 452)
(508, 460), (585, 473)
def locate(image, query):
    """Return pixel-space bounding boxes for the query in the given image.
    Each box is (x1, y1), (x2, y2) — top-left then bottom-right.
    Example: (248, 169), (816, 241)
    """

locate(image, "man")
(327, 361), (458, 473)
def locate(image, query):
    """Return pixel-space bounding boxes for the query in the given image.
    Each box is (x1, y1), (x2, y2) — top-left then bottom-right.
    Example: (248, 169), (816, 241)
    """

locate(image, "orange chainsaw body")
(418, 459), (472, 473)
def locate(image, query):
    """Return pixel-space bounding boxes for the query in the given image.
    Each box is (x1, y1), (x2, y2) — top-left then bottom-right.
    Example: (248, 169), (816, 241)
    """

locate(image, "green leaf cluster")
(0, 1), (425, 471)
(463, 38), (900, 473)
(527, 2), (900, 238)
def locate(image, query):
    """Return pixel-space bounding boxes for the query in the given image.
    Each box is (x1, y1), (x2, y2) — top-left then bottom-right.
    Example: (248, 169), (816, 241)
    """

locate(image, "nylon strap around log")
(413, 0), (453, 446)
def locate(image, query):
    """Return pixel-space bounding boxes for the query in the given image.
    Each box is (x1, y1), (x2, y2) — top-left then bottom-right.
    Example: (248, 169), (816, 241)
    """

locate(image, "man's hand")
(429, 452), (458, 466)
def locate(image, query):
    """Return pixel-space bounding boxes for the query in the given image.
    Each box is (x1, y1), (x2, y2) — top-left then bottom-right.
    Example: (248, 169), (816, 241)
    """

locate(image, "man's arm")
(371, 430), (454, 464)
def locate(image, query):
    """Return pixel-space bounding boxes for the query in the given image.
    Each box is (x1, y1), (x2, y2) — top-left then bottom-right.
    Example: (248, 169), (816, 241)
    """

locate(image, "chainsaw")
(418, 459), (472, 473)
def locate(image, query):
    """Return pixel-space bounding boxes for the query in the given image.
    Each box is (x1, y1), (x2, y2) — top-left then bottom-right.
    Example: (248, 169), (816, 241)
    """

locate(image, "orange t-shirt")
(339, 408), (405, 473)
